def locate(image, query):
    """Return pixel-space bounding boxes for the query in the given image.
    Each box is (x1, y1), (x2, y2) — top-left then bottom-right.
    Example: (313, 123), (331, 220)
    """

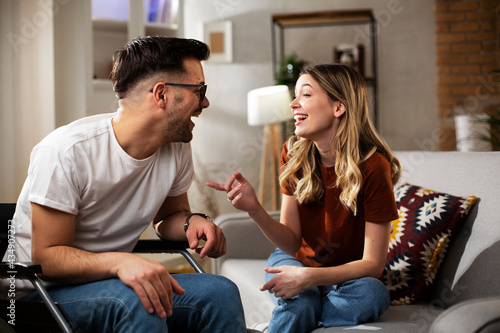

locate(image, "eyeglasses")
(150, 83), (207, 101)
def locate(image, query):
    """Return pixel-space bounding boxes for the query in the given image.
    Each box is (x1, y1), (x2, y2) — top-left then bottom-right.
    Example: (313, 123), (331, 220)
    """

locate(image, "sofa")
(212, 151), (500, 332)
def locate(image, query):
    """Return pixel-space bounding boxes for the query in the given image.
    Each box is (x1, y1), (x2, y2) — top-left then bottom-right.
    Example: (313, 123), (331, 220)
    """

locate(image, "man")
(4, 36), (247, 332)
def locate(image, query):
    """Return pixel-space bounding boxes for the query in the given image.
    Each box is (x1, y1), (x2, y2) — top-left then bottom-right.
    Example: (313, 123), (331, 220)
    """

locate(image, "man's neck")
(111, 107), (163, 160)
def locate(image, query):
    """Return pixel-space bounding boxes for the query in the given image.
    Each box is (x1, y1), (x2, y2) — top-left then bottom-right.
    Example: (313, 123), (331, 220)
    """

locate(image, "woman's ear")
(334, 101), (346, 118)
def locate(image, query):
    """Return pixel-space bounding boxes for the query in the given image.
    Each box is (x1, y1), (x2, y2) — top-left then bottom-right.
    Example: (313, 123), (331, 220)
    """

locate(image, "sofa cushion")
(220, 259), (274, 325)
(220, 257), (444, 332)
(311, 303), (441, 332)
(382, 183), (478, 305)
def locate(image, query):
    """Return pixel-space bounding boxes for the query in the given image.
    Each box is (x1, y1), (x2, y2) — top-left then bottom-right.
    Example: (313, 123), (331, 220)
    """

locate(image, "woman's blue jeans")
(21, 273), (247, 333)
(265, 249), (390, 333)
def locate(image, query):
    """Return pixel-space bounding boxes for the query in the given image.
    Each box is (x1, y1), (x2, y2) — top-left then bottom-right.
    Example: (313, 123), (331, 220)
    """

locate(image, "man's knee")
(186, 273), (233, 292)
(209, 274), (239, 294)
(58, 280), (166, 332)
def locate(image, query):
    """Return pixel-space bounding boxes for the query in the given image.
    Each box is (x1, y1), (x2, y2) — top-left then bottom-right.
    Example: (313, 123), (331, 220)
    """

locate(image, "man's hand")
(115, 253), (185, 318)
(153, 193), (226, 259)
(260, 265), (310, 300)
(185, 215), (226, 258)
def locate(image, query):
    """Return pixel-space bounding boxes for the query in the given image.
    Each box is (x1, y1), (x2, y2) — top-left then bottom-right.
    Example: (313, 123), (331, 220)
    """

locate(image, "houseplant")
(479, 107), (500, 150)
(482, 69), (500, 150)
(275, 53), (307, 89)
(275, 53), (307, 139)
(454, 69), (500, 152)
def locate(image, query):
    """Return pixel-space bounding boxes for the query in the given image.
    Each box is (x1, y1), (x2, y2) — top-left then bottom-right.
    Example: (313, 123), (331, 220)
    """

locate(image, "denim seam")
(173, 302), (208, 331)
(57, 297), (133, 333)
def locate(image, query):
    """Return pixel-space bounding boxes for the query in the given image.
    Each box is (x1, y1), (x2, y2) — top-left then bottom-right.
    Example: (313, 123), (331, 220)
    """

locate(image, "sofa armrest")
(212, 211), (279, 274)
(430, 297), (500, 333)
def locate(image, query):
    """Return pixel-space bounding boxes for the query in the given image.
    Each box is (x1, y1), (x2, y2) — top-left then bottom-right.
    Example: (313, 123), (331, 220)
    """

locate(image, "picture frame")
(334, 43), (365, 76)
(204, 20), (233, 63)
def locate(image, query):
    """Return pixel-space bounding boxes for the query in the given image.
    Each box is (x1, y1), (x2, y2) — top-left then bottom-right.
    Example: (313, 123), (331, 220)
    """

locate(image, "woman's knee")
(359, 277), (390, 307)
(266, 248), (303, 268)
(321, 277), (390, 326)
(270, 287), (322, 332)
(276, 286), (322, 312)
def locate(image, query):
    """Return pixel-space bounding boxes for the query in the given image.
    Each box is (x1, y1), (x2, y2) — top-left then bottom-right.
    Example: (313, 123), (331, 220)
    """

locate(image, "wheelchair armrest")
(133, 239), (191, 253)
(133, 239), (205, 273)
(0, 262), (42, 278)
(0, 262), (77, 332)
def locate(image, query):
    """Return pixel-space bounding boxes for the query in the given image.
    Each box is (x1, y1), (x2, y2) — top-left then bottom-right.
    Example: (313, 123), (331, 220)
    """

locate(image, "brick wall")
(435, 0), (500, 150)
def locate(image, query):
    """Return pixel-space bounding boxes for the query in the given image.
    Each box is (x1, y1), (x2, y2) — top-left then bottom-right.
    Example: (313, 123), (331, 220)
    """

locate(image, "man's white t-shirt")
(5, 112), (194, 295)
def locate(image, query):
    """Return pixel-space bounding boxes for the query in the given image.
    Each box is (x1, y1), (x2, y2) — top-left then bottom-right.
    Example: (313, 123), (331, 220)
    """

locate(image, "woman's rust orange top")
(280, 143), (398, 268)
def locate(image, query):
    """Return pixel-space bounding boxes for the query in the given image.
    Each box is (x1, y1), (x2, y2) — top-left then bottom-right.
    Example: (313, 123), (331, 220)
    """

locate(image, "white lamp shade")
(247, 85), (293, 126)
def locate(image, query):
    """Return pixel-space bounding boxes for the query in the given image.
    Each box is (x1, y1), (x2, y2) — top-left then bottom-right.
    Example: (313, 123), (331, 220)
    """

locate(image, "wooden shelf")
(272, 9), (374, 27)
(271, 9), (379, 127)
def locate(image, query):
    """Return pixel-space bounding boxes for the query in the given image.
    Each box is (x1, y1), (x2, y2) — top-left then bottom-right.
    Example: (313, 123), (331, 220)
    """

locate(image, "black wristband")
(184, 213), (212, 232)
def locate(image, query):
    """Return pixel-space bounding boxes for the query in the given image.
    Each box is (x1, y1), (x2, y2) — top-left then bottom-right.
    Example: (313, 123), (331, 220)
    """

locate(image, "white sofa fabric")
(212, 151), (500, 332)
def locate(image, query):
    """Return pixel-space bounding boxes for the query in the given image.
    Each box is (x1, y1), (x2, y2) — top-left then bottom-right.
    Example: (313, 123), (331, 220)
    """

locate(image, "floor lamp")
(247, 85), (292, 210)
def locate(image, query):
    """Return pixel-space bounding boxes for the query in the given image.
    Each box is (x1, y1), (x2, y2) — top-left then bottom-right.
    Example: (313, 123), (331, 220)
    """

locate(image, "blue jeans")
(22, 274), (246, 333)
(265, 249), (390, 333)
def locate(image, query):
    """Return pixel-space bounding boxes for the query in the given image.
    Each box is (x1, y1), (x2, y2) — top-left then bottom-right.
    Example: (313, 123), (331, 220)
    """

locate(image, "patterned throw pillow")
(382, 183), (478, 305)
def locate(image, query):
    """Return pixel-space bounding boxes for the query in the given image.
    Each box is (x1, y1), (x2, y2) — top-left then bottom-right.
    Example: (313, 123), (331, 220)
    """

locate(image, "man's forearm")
(34, 245), (130, 284)
(155, 210), (190, 241)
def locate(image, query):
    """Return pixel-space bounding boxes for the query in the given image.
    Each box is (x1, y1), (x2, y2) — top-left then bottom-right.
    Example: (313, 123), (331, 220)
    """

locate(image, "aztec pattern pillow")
(382, 183), (478, 305)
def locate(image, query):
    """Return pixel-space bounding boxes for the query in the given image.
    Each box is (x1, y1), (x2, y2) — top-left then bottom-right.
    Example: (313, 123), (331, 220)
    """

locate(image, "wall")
(0, 0), (437, 211)
(0, 0), (92, 202)
(435, 0), (500, 150)
(0, 0), (56, 202)
(183, 0), (437, 215)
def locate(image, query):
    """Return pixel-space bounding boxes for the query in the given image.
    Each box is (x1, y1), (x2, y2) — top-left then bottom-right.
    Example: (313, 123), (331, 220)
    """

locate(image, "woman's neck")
(315, 142), (336, 167)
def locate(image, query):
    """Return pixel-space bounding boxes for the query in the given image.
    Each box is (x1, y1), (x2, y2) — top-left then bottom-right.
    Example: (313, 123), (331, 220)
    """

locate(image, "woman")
(207, 64), (401, 332)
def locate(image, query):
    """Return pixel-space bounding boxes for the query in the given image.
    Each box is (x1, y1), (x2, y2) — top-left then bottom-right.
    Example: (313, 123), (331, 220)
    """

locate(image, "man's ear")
(151, 83), (167, 107)
(334, 101), (346, 118)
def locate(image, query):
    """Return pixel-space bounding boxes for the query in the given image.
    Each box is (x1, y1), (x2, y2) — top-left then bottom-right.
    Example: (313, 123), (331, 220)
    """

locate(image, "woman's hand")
(260, 265), (311, 300)
(207, 173), (304, 255)
(206, 172), (261, 214)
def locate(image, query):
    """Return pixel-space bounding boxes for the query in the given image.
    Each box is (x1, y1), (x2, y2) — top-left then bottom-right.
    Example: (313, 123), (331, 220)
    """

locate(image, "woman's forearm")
(303, 258), (385, 288)
(248, 205), (302, 255)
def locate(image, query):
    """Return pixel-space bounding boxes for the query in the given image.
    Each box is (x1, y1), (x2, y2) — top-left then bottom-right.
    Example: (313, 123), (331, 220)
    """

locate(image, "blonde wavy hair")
(279, 64), (401, 215)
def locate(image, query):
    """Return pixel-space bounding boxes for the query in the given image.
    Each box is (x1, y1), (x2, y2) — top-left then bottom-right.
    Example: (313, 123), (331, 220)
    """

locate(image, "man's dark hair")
(110, 36), (210, 98)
